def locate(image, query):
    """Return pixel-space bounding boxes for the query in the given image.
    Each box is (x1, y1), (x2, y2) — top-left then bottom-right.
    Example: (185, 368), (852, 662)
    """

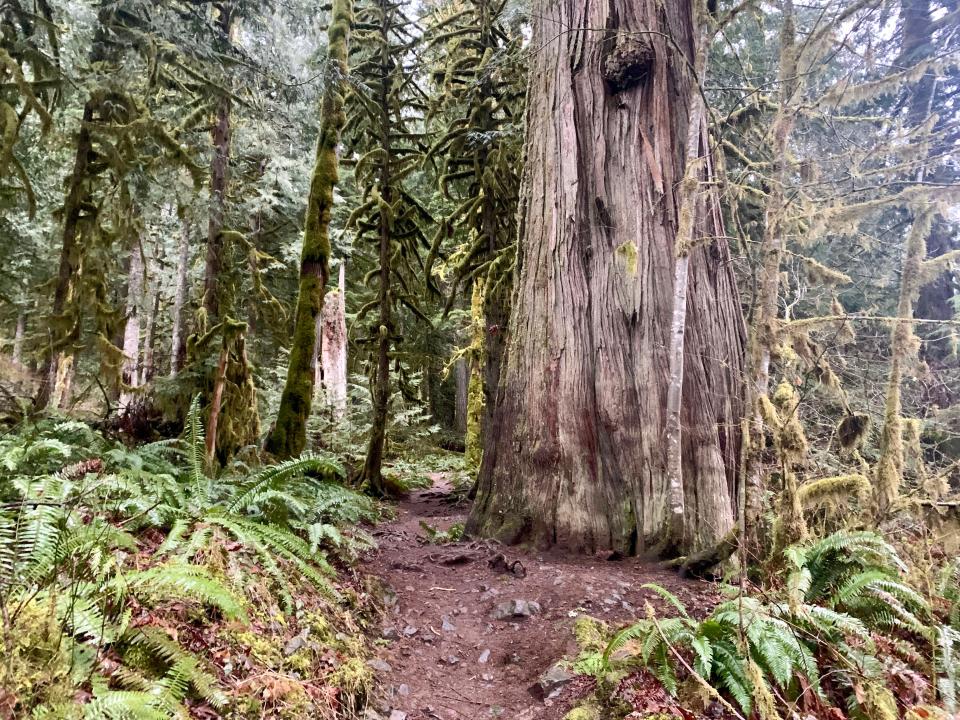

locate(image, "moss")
(797, 474), (870, 510)
(328, 656), (372, 699)
(267, 0), (353, 460)
(572, 616), (608, 653)
(0, 600), (77, 716)
(615, 241), (639, 276)
(562, 703), (601, 720)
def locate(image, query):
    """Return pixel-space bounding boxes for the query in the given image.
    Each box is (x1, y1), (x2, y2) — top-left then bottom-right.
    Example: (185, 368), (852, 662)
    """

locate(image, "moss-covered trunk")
(266, 0), (352, 458)
(359, 4), (394, 495)
(35, 97), (96, 411)
(467, 0), (746, 555)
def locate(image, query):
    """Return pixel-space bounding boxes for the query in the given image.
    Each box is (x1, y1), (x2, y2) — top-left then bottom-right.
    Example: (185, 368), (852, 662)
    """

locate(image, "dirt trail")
(362, 476), (716, 720)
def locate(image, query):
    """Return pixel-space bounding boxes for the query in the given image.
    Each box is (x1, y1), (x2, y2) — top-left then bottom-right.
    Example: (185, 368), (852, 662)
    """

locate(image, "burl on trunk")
(468, 0), (745, 555)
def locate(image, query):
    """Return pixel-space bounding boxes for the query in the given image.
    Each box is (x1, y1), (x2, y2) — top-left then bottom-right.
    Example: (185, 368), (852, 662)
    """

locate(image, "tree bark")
(11, 310), (24, 368)
(170, 217), (190, 377)
(468, 0), (745, 555)
(140, 273), (161, 384)
(118, 238), (144, 412)
(319, 263), (348, 417)
(453, 357), (469, 434)
(202, 2), (234, 326)
(35, 97), (96, 411)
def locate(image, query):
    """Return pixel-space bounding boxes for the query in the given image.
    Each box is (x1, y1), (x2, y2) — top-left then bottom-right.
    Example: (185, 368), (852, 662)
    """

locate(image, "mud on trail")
(361, 476), (718, 720)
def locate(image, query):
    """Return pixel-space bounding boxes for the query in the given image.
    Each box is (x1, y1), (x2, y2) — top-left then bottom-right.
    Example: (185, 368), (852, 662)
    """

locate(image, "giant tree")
(467, 0), (746, 555)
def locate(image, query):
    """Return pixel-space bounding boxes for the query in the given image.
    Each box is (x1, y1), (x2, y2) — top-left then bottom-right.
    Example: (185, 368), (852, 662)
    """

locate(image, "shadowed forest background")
(1, 0), (960, 718)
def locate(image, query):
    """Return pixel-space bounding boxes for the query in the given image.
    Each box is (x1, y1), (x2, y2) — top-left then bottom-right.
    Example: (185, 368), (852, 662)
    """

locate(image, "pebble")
(491, 599), (541, 620)
(441, 616), (456, 632)
(403, 625), (418, 636)
(388, 712), (407, 720)
(478, 648), (490, 664)
(538, 662), (575, 699)
(397, 684), (410, 697)
(381, 626), (398, 639)
(368, 658), (393, 673)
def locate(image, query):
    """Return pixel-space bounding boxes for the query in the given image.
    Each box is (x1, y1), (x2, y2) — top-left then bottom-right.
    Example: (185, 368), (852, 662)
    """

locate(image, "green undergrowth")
(562, 531), (960, 720)
(0, 399), (382, 719)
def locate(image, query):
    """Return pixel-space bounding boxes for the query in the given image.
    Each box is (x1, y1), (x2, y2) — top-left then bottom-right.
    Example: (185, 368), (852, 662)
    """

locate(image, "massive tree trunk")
(467, 0), (745, 555)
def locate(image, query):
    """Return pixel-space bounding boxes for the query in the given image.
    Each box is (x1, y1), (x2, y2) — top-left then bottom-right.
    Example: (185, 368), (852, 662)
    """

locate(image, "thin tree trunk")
(202, 3), (233, 325)
(266, 0), (352, 457)
(360, 8), (395, 494)
(170, 218), (190, 377)
(468, 0), (745, 555)
(453, 358), (469, 434)
(140, 277), (161, 384)
(11, 310), (24, 368)
(119, 239), (144, 412)
(740, 0), (798, 554)
(206, 340), (229, 466)
(664, 9), (710, 553)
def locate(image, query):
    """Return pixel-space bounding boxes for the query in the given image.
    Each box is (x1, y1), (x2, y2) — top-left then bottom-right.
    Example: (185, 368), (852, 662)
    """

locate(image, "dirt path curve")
(361, 476), (716, 720)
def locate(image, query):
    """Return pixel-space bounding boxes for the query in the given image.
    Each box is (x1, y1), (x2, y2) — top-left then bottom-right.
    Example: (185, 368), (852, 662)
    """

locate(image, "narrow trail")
(361, 475), (717, 720)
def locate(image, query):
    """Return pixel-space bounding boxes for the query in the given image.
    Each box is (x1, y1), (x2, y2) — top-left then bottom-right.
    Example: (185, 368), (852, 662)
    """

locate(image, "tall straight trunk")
(740, 0), (798, 552)
(266, 0), (352, 457)
(875, 209), (934, 513)
(453, 357), (469, 433)
(11, 310), (25, 367)
(170, 218), (190, 377)
(468, 0), (745, 555)
(118, 239), (144, 412)
(360, 8), (394, 494)
(663, 8), (710, 553)
(319, 264), (348, 417)
(202, 3), (234, 325)
(35, 98), (96, 411)
(140, 276), (161, 384)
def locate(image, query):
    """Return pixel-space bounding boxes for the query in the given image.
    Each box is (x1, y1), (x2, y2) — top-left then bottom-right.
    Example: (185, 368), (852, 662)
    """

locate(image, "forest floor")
(361, 475), (719, 720)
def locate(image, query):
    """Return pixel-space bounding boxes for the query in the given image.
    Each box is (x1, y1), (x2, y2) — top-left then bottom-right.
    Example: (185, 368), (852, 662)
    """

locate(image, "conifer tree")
(423, 0), (525, 472)
(344, 0), (432, 494)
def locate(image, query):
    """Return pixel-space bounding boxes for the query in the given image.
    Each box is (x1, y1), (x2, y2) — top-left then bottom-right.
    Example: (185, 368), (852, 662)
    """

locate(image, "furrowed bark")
(468, 0), (746, 555)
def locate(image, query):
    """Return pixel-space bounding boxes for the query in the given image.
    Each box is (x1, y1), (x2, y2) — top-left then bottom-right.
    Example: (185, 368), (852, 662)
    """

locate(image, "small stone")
(381, 626), (398, 639)
(363, 710), (385, 720)
(478, 648), (491, 664)
(482, 673), (494, 682)
(388, 712), (407, 720)
(368, 658), (393, 673)
(491, 599), (542, 620)
(403, 625), (418, 637)
(479, 589), (499, 601)
(445, 654), (460, 665)
(441, 616), (456, 632)
(405, 585), (415, 591)
(397, 684), (410, 697)
(283, 628), (310, 656)
(538, 662), (575, 699)
(506, 652), (521, 664)
(553, 577), (563, 586)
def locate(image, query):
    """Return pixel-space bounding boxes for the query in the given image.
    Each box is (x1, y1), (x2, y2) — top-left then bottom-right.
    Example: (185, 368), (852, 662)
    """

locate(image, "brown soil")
(362, 475), (718, 720)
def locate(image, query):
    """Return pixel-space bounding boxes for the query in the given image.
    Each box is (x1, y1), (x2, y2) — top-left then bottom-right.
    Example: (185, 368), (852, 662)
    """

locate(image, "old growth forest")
(2, 0), (960, 718)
